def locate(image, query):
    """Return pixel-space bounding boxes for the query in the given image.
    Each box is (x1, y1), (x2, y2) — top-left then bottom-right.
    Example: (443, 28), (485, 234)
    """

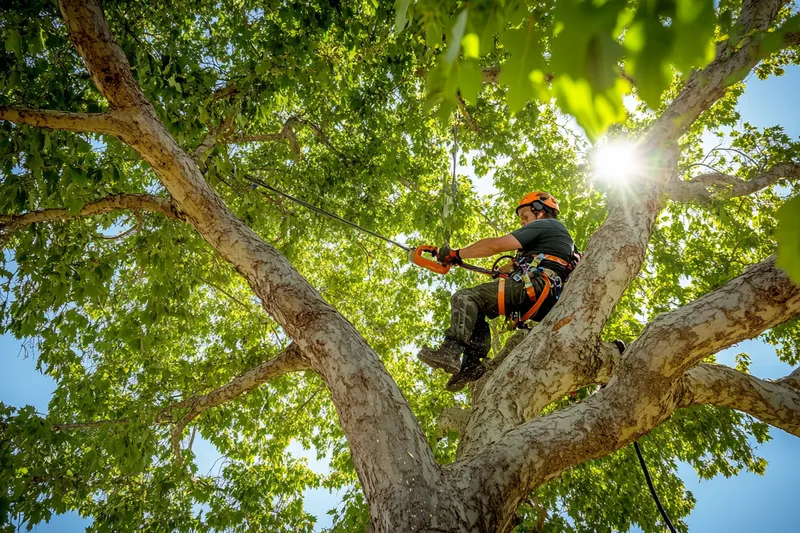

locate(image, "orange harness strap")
(497, 278), (506, 317)
(517, 274), (551, 324)
(538, 254), (570, 268)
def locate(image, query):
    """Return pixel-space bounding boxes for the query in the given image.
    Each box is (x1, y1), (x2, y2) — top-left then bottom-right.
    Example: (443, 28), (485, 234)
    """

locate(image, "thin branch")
(192, 107), (238, 165)
(170, 343), (311, 463)
(52, 419), (126, 431)
(685, 162), (726, 174)
(0, 106), (122, 135)
(53, 344), (311, 466)
(456, 93), (482, 134)
(681, 363), (800, 437)
(0, 194), (178, 248)
(706, 146), (759, 168)
(230, 116), (302, 156)
(669, 162), (800, 202)
(210, 82), (239, 102)
(196, 275), (260, 315)
(97, 213), (143, 240)
(229, 116), (349, 161)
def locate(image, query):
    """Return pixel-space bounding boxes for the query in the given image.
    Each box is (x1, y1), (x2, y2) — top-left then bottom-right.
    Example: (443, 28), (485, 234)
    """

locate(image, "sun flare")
(592, 141), (642, 184)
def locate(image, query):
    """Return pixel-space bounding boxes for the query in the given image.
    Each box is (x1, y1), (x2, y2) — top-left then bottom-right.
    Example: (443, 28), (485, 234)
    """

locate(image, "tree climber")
(418, 192), (577, 391)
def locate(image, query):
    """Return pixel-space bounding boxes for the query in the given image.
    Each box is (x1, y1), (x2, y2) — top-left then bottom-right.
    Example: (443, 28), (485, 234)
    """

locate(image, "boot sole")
(418, 351), (461, 374)
(445, 367), (486, 392)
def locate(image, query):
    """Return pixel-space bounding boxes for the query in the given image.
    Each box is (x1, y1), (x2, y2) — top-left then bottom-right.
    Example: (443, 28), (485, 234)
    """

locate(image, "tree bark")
(57, 0), (445, 529)
(4, 0), (798, 530)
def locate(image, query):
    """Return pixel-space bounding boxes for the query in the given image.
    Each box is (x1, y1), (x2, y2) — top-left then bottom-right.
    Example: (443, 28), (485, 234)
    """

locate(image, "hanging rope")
(634, 441), (678, 533)
(441, 110), (459, 247)
(612, 341), (677, 533)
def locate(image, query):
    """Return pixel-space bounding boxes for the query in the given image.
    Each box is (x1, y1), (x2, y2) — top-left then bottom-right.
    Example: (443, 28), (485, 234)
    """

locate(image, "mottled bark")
(0, 106), (122, 135)
(455, 257), (800, 529)
(57, 1), (444, 530)
(681, 364), (800, 437)
(6, 0), (798, 531)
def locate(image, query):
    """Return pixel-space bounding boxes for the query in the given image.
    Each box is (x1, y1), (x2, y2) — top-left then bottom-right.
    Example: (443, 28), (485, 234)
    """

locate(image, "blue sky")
(2, 65), (799, 532)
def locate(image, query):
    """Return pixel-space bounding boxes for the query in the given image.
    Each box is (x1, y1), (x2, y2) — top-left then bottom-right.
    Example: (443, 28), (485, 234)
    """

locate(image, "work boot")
(417, 337), (464, 374)
(445, 351), (486, 392)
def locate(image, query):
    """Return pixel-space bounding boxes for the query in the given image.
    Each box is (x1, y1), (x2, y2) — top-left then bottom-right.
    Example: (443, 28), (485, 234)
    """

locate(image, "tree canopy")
(1, 0), (800, 532)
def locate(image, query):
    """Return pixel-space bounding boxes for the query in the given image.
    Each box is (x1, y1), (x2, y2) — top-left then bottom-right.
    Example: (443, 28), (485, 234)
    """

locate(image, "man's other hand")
(437, 245), (462, 265)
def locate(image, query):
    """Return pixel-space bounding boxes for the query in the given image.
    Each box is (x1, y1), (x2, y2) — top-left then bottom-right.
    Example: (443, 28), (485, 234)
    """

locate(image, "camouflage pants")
(444, 275), (557, 358)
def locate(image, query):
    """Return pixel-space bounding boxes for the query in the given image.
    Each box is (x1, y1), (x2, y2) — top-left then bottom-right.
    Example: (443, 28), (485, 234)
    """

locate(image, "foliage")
(0, 0), (798, 531)
(399, 0), (718, 139)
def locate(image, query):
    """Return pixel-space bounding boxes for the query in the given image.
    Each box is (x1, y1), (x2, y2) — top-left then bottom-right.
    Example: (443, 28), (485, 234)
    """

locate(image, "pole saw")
(242, 175), (507, 279)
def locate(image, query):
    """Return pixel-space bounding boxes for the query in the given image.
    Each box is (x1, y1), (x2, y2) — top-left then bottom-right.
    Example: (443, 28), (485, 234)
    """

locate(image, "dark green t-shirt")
(510, 218), (574, 277)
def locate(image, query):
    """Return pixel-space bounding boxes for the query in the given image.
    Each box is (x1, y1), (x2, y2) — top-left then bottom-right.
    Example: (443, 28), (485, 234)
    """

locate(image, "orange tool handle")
(410, 245), (451, 275)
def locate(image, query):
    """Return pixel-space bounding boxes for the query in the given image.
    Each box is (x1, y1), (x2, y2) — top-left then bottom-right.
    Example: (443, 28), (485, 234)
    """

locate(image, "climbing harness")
(495, 251), (577, 329)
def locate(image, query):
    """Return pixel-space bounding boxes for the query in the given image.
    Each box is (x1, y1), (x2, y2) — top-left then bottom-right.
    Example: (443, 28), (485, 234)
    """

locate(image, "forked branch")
(170, 343), (310, 463)
(669, 163), (800, 202)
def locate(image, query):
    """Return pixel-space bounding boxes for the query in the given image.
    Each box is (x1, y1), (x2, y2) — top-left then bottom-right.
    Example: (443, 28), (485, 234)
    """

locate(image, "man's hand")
(437, 245), (462, 265)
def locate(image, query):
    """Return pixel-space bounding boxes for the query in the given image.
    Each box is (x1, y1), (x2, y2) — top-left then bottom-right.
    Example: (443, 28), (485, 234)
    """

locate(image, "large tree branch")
(618, 256), (800, 380)
(58, 2), (442, 525)
(170, 343), (311, 462)
(59, 1), (148, 110)
(456, 256), (800, 530)
(0, 106), (122, 135)
(0, 194), (178, 248)
(649, 0), (790, 143)
(681, 363), (800, 437)
(668, 163), (800, 202)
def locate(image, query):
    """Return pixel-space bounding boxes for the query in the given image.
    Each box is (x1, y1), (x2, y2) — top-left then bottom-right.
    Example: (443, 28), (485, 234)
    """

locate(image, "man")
(418, 191), (576, 391)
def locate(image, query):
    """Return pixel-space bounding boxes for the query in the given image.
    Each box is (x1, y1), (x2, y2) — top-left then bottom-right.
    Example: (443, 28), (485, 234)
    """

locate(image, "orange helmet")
(516, 191), (560, 216)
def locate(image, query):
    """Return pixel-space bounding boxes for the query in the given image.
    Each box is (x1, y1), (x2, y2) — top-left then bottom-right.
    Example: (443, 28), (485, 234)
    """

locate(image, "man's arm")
(458, 234), (521, 259)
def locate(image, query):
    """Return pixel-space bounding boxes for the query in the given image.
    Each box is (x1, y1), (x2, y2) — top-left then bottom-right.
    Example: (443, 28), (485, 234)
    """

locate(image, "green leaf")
(552, 76), (627, 142)
(461, 33), (479, 59)
(550, 0), (625, 93)
(458, 59), (482, 105)
(4, 29), (22, 59)
(673, 0), (716, 71)
(498, 19), (545, 114)
(444, 8), (469, 65)
(776, 195), (800, 284)
(394, 0), (411, 34)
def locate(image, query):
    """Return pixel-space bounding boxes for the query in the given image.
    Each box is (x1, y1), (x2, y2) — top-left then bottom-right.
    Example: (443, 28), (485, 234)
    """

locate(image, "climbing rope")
(634, 441), (678, 533)
(612, 340), (677, 533)
(441, 110), (459, 247)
